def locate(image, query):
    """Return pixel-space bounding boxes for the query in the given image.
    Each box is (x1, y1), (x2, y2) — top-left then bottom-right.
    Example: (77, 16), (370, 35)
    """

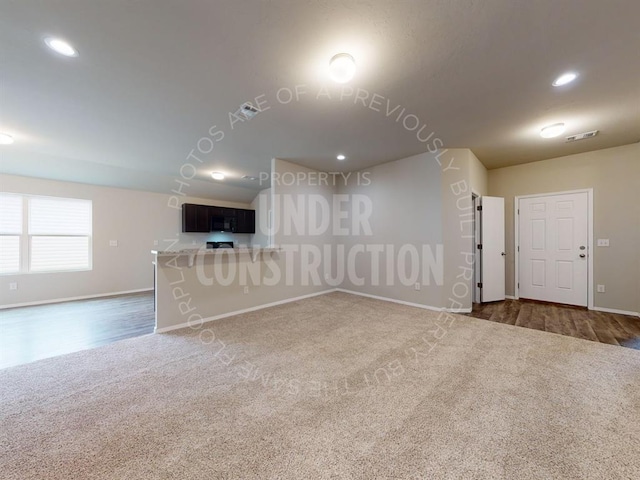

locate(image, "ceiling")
(1, 0), (639, 203)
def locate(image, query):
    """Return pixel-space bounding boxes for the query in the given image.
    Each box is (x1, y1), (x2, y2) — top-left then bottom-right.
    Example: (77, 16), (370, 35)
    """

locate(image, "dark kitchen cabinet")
(210, 207), (236, 218)
(182, 203), (255, 234)
(235, 209), (256, 234)
(182, 203), (211, 232)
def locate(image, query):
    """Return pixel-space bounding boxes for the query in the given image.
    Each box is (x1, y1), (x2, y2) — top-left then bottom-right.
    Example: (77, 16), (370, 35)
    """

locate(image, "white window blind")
(0, 194), (22, 274)
(29, 197), (92, 235)
(0, 236), (20, 274)
(0, 193), (23, 234)
(28, 196), (92, 272)
(30, 236), (90, 272)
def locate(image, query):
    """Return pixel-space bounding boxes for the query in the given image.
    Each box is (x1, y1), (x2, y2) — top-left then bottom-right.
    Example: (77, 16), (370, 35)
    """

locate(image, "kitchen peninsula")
(151, 246), (304, 333)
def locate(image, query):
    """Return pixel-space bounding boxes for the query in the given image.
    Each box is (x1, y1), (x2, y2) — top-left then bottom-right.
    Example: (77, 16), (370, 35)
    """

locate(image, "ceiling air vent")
(566, 130), (599, 142)
(235, 102), (260, 120)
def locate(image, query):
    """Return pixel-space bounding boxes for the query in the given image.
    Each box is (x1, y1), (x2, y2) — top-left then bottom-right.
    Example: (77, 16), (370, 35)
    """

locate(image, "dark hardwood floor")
(0, 292), (155, 369)
(467, 299), (640, 350)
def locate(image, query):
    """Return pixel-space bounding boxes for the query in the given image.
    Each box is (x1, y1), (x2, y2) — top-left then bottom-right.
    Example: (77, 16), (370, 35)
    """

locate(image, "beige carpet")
(1, 292), (639, 479)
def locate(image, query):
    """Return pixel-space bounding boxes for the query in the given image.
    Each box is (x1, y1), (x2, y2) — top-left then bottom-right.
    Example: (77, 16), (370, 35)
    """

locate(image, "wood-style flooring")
(0, 292), (155, 369)
(2, 293), (637, 370)
(467, 299), (640, 350)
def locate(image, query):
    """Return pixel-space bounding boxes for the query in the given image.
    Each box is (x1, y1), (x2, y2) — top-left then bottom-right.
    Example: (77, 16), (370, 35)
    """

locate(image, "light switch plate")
(597, 239), (610, 247)
(109, 240), (118, 247)
(597, 284), (605, 293)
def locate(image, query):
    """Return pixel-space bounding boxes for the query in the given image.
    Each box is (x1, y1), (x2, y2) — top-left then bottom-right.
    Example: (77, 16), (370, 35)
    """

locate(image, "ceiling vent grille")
(566, 130), (599, 142)
(235, 102), (260, 120)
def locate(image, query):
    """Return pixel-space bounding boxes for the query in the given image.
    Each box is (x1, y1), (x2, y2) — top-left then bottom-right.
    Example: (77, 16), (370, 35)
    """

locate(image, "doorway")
(515, 190), (593, 308)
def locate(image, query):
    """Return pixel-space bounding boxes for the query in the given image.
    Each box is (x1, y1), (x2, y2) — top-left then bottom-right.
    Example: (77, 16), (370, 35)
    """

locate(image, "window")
(0, 193), (92, 274)
(0, 194), (22, 274)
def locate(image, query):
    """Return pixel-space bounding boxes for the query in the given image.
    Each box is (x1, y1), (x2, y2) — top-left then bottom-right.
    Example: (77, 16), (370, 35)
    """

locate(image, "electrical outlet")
(597, 284), (605, 293)
(243, 286), (249, 294)
(414, 283), (421, 291)
(109, 240), (118, 247)
(153, 240), (159, 246)
(324, 273), (330, 281)
(9, 282), (17, 291)
(597, 239), (610, 247)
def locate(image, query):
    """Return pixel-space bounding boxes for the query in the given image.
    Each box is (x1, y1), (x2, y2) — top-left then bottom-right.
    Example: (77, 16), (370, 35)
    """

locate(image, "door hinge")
(477, 244), (483, 250)
(517, 283), (520, 288)
(517, 209), (520, 214)
(517, 246), (520, 252)
(477, 205), (482, 211)
(477, 282), (483, 288)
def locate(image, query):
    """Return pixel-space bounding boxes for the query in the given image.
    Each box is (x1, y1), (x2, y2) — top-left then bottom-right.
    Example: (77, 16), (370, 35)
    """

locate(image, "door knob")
(579, 254), (586, 258)
(501, 252), (506, 256)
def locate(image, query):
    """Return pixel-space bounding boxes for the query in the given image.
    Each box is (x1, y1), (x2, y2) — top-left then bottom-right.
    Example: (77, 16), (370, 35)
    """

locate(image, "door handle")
(501, 252), (506, 256)
(579, 254), (586, 258)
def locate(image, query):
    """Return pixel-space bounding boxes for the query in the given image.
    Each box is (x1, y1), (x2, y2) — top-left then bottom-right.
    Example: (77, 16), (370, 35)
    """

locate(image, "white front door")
(519, 192), (588, 306)
(480, 196), (506, 302)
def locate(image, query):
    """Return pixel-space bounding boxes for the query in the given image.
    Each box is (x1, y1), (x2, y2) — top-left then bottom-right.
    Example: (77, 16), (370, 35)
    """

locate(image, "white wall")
(271, 158), (336, 295)
(250, 187), (272, 248)
(0, 174), (251, 307)
(488, 143), (640, 314)
(469, 150), (488, 196)
(338, 152), (444, 308)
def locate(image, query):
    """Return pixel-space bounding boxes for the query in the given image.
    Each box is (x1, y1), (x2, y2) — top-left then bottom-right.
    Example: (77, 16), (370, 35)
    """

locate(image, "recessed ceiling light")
(44, 37), (79, 57)
(211, 172), (225, 180)
(552, 72), (578, 87)
(329, 53), (356, 83)
(540, 123), (566, 138)
(242, 175), (257, 181)
(336, 154), (346, 160)
(0, 133), (14, 145)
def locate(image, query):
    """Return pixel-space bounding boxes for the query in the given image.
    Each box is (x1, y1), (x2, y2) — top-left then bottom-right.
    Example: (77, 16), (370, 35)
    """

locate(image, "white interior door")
(480, 196), (506, 302)
(519, 192), (588, 306)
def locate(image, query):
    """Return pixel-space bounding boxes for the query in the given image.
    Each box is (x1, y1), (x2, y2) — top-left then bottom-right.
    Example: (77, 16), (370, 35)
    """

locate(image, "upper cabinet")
(182, 203), (255, 234)
(182, 203), (211, 233)
(236, 209), (256, 234)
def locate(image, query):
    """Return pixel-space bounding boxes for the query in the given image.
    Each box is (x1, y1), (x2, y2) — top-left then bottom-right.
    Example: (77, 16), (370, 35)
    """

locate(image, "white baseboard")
(505, 295), (517, 300)
(155, 289), (338, 333)
(335, 288), (471, 313)
(155, 288), (474, 334)
(591, 306), (639, 318)
(0, 288), (154, 310)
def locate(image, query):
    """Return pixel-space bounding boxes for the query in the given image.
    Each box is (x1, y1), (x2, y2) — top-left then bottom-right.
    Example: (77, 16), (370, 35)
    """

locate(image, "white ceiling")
(1, 0), (639, 203)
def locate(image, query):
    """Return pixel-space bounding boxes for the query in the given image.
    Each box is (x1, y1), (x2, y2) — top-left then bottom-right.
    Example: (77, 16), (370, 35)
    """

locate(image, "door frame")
(514, 188), (594, 310)
(471, 192), (481, 303)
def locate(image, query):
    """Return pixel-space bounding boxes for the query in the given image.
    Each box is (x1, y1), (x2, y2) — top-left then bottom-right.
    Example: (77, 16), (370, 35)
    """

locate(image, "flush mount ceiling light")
(44, 37), (79, 57)
(0, 133), (15, 145)
(552, 72), (578, 87)
(211, 172), (225, 180)
(242, 175), (257, 181)
(329, 53), (356, 83)
(540, 123), (566, 138)
(336, 154), (346, 160)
